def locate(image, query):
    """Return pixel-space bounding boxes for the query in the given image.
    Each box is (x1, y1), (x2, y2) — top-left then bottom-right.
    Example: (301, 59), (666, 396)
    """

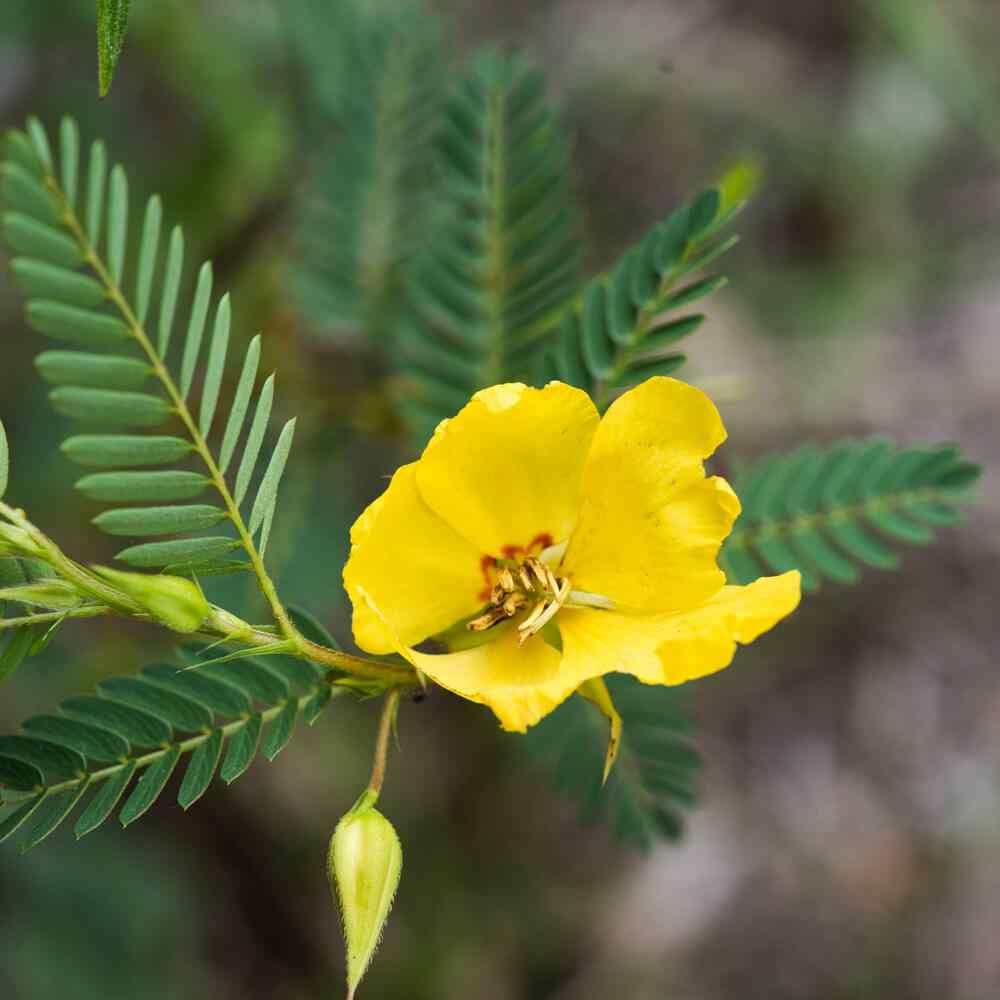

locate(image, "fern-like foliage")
(536, 186), (742, 408)
(289, 0), (447, 343)
(1, 118), (296, 580)
(0, 656), (339, 851)
(720, 439), (981, 590)
(396, 47), (583, 440)
(523, 677), (700, 849)
(0, 609), (343, 851)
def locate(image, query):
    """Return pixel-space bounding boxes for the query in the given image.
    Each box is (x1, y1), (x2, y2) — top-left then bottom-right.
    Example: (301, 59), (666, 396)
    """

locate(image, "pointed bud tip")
(329, 806), (402, 998)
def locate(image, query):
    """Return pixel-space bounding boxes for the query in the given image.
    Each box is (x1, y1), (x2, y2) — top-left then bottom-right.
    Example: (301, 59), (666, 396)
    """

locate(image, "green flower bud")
(329, 805), (402, 1000)
(0, 523), (40, 556)
(92, 566), (210, 633)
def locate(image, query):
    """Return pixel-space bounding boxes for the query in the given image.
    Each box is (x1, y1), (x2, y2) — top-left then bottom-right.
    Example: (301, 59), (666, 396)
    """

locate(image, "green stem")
(0, 605), (112, 631)
(366, 687), (401, 799)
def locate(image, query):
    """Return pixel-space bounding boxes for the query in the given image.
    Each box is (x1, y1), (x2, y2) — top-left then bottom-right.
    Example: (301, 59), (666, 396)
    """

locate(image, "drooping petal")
(557, 571), (802, 686)
(415, 382), (600, 556)
(343, 463), (485, 654)
(563, 377), (735, 612)
(355, 586), (569, 731)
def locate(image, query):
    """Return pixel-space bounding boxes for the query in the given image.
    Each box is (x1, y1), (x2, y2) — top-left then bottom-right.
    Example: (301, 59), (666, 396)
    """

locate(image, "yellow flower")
(344, 378), (800, 733)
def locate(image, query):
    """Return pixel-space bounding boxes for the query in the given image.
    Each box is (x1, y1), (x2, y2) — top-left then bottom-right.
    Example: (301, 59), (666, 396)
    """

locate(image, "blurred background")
(1, 1), (999, 997)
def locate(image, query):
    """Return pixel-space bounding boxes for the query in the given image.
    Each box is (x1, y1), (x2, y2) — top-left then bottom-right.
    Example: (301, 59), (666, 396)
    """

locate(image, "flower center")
(468, 555), (571, 645)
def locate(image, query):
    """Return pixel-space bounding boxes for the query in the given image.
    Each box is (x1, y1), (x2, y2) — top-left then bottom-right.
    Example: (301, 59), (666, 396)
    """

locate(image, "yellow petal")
(415, 382), (600, 555)
(343, 463), (485, 654)
(558, 571), (801, 686)
(356, 586), (569, 731)
(563, 377), (735, 612)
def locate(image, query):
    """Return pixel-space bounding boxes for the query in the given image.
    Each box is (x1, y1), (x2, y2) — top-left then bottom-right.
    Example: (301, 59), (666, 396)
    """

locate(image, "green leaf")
(19, 782), (90, 852)
(49, 387), (171, 426)
(74, 760), (135, 838)
(135, 195), (162, 325)
(180, 262), (213, 398)
(115, 536), (241, 569)
(107, 164), (127, 285)
(524, 676), (700, 848)
(76, 470), (209, 503)
(93, 503), (227, 537)
(3, 213), (82, 268)
(25, 118), (54, 175)
(537, 185), (741, 406)
(722, 440), (981, 590)
(288, 605), (341, 650)
(23, 714), (129, 762)
(302, 686), (332, 725)
(157, 226), (184, 355)
(97, 676), (213, 732)
(35, 351), (149, 389)
(199, 294), (231, 436)
(85, 138), (107, 248)
(0, 795), (45, 843)
(0, 754), (43, 792)
(262, 701), (297, 761)
(11, 260), (105, 307)
(62, 434), (193, 468)
(2, 162), (59, 222)
(58, 117), (80, 211)
(61, 695), (172, 748)
(290, 2), (448, 345)
(218, 334), (260, 474)
(0, 625), (44, 684)
(220, 714), (261, 784)
(141, 662), (251, 717)
(248, 418), (296, 534)
(0, 418), (8, 499)
(26, 301), (130, 345)
(97, 0), (131, 97)
(397, 47), (582, 441)
(119, 744), (181, 827)
(177, 729), (223, 810)
(234, 374), (274, 506)
(0, 734), (84, 784)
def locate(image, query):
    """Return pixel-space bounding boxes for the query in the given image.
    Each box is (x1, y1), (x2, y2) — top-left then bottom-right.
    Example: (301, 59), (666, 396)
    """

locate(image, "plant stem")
(366, 687), (402, 798)
(0, 605), (113, 631)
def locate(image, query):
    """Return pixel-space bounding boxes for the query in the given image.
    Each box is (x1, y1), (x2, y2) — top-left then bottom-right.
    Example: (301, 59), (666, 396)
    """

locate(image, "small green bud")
(0, 523), (40, 556)
(329, 805), (402, 1000)
(92, 566), (210, 632)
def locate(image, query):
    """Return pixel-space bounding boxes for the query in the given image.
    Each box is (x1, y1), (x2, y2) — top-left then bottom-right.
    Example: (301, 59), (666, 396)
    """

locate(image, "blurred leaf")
(524, 676), (700, 849)
(97, 0), (131, 97)
(721, 439), (982, 590)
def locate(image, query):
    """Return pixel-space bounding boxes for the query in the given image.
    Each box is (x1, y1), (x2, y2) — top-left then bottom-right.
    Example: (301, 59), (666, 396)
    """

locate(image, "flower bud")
(92, 566), (210, 633)
(0, 523), (40, 557)
(328, 805), (402, 1000)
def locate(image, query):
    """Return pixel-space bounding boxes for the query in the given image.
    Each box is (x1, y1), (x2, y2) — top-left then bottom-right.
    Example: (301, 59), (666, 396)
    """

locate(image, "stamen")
(467, 549), (573, 640)
(468, 607), (507, 631)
